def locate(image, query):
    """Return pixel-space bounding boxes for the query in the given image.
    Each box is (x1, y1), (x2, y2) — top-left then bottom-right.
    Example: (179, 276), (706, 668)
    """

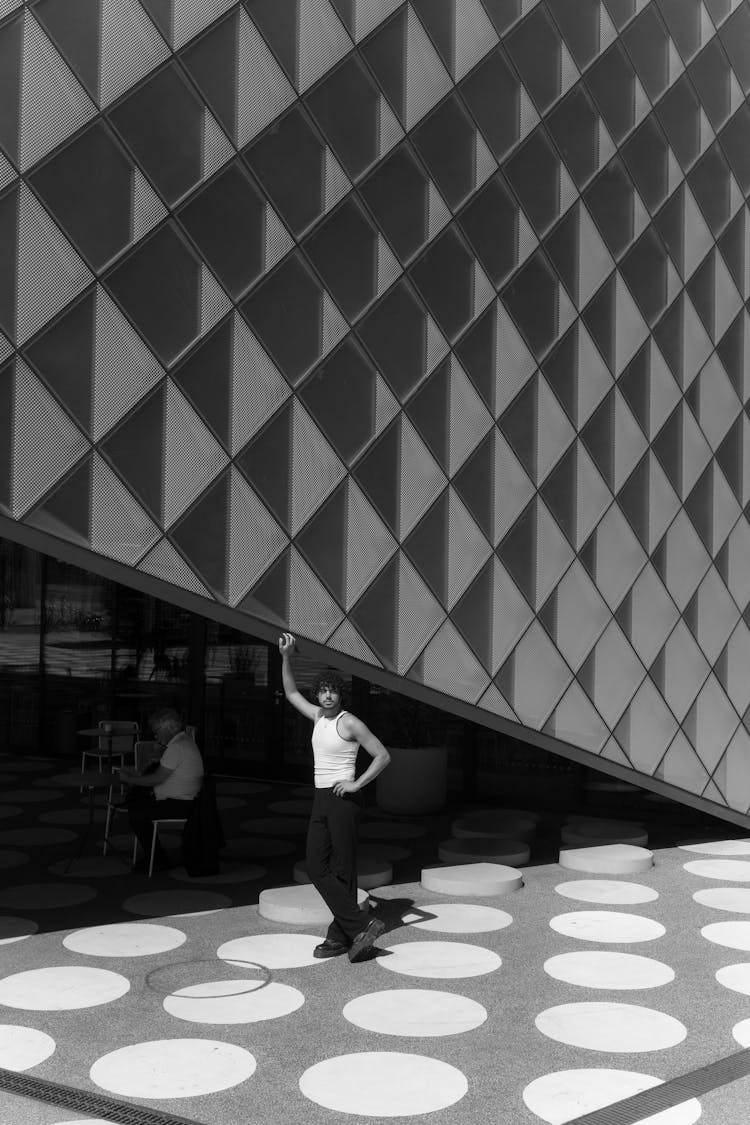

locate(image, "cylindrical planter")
(376, 745), (447, 815)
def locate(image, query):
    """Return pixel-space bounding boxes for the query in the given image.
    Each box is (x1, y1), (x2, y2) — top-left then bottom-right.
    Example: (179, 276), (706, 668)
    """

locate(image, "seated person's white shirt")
(154, 732), (203, 801)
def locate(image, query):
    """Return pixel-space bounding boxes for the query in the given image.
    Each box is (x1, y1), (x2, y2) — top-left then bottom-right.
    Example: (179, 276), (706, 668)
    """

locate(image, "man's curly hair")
(310, 669), (347, 699)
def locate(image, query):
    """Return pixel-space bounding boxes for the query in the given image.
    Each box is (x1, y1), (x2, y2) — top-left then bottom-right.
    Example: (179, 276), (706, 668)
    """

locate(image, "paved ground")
(0, 752), (748, 1124)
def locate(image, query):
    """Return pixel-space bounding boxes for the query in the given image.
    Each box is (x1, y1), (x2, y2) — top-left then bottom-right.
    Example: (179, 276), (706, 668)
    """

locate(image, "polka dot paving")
(0, 764), (745, 1123)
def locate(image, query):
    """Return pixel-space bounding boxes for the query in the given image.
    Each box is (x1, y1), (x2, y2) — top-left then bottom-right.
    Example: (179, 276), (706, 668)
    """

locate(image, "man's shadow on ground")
(357, 895), (438, 962)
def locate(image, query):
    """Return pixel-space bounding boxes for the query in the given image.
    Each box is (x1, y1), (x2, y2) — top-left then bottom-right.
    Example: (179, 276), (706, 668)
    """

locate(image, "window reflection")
(0, 542), (41, 749)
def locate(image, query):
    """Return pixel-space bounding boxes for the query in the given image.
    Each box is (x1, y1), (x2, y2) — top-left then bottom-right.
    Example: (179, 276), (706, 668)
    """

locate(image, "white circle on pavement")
(0, 967), (129, 1010)
(0, 1024), (55, 1070)
(39, 809), (106, 825)
(223, 837), (294, 858)
(0, 851), (29, 869)
(716, 963), (750, 995)
(0, 827), (76, 846)
(359, 843), (411, 863)
(402, 904), (512, 934)
(299, 1052), (468, 1116)
(49, 857), (127, 879)
(379, 941), (501, 979)
(343, 990), (487, 1037)
(268, 799), (313, 815)
(168, 863), (266, 885)
(215, 796), (246, 810)
(550, 912), (665, 944)
(90, 1039), (256, 1098)
(123, 890), (232, 917)
(63, 923), (187, 958)
(0, 883), (97, 910)
(732, 1017), (750, 1046)
(535, 1002), (687, 1053)
(701, 921), (750, 950)
(164, 979), (304, 1024)
(544, 952), (674, 990)
(684, 859), (750, 881)
(523, 1069), (701, 1124)
(693, 887), (750, 913)
(2, 789), (63, 803)
(241, 817), (308, 835)
(555, 880), (659, 905)
(0, 917), (38, 944)
(215, 781), (269, 796)
(218, 934), (326, 970)
(359, 822), (427, 840)
(680, 839), (750, 855)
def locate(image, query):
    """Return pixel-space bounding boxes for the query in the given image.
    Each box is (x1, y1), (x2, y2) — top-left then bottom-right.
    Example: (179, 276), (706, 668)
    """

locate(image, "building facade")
(1, 0), (750, 822)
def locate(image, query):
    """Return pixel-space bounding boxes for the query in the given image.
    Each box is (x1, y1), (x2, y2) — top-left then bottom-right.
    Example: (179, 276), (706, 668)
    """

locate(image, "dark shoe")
(313, 939), (350, 959)
(348, 918), (385, 962)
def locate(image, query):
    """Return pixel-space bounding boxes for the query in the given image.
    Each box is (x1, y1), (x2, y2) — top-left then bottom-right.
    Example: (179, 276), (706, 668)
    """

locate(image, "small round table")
(53, 769), (124, 872)
(77, 727), (136, 776)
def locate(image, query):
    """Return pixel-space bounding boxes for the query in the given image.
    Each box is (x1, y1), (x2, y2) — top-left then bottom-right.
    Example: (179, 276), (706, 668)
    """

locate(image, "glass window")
(0, 540), (41, 750)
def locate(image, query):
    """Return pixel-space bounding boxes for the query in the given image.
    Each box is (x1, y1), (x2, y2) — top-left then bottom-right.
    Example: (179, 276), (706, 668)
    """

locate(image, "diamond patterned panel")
(2, 0), (750, 826)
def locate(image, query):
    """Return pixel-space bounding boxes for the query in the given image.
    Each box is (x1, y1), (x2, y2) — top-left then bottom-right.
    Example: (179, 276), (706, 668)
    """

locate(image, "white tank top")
(312, 711), (359, 788)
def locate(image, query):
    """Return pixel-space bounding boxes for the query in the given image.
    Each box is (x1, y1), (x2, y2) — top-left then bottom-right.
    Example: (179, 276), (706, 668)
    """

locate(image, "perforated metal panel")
(2, 0), (750, 823)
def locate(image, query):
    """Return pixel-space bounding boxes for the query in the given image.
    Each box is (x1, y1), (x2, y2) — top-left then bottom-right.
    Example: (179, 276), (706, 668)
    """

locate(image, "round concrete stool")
(258, 883), (370, 924)
(470, 807), (542, 824)
(452, 811), (536, 842)
(422, 862), (523, 896)
(561, 823), (649, 848)
(294, 855), (392, 890)
(562, 819), (647, 837)
(559, 843), (654, 875)
(438, 837), (530, 867)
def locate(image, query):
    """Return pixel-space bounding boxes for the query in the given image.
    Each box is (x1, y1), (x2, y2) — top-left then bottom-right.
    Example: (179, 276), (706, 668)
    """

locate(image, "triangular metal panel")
(202, 108), (235, 182)
(447, 354), (494, 477)
(445, 487), (493, 610)
(162, 379), (229, 528)
(16, 183), (93, 346)
(297, 0), (351, 94)
(17, 10), (96, 171)
(231, 317), (291, 456)
(345, 479), (398, 610)
(289, 399), (347, 536)
(228, 466), (289, 607)
(535, 496), (576, 610)
(92, 288), (164, 443)
(12, 359), (89, 518)
(137, 537), (212, 599)
(237, 7), (298, 148)
(99, 0), (170, 107)
(398, 416), (448, 539)
(395, 552), (446, 673)
(654, 730), (711, 795)
(287, 547), (346, 642)
(403, 6), (454, 131)
(172, 0), (237, 50)
(411, 618), (491, 703)
(89, 452), (161, 565)
(453, 0), (499, 81)
(545, 679), (609, 753)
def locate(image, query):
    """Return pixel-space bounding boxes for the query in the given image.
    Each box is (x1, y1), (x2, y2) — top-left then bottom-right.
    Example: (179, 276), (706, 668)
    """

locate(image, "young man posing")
(278, 632), (390, 962)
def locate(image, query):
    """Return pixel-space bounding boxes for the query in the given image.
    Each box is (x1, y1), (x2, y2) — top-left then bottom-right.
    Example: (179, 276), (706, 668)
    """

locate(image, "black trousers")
(127, 790), (192, 862)
(306, 787), (363, 944)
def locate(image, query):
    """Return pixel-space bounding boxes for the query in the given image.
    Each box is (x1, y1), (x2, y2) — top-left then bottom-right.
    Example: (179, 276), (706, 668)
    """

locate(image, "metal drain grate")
(568, 1046), (750, 1124)
(0, 1067), (204, 1125)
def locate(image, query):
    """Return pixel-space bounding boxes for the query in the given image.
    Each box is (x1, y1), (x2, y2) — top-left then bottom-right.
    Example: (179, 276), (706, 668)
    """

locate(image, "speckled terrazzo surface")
(0, 754), (749, 1124)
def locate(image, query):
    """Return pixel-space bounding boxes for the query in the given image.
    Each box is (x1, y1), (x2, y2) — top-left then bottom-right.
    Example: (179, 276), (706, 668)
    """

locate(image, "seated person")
(119, 707), (203, 873)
